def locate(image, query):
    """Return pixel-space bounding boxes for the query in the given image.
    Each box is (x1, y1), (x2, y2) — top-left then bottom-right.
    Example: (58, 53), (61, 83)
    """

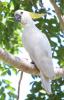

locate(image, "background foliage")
(0, 0), (64, 100)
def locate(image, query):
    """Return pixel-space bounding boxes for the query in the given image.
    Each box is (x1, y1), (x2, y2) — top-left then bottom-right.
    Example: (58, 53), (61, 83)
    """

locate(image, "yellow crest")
(29, 12), (45, 19)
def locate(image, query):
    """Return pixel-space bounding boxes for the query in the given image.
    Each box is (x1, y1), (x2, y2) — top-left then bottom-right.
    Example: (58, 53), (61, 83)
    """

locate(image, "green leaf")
(1, 70), (7, 76)
(5, 85), (15, 92)
(0, 93), (6, 100)
(0, 87), (4, 94)
(8, 92), (17, 98)
(7, 69), (11, 75)
(3, 80), (11, 85)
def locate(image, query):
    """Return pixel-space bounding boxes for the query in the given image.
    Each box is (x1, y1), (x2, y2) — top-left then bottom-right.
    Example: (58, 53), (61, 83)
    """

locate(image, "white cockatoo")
(14, 10), (55, 94)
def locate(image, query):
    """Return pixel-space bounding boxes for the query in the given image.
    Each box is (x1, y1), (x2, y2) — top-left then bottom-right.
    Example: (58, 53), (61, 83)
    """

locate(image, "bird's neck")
(22, 20), (35, 28)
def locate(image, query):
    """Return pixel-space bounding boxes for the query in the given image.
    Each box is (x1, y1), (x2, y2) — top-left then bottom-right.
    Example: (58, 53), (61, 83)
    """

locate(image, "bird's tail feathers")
(40, 72), (52, 95)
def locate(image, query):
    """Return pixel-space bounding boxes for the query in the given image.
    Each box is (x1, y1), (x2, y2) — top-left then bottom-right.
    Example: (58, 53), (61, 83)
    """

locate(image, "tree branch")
(0, 48), (64, 79)
(0, 48), (39, 75)
(54, 67), (64, 79)
(50, 0), (64, 32)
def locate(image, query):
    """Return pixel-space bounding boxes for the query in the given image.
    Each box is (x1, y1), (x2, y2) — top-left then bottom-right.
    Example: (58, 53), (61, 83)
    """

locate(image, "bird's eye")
(21, 12), (23, 14)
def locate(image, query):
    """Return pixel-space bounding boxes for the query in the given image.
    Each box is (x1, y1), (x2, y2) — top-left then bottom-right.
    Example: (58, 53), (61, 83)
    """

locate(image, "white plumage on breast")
(22, 25), (54, 79)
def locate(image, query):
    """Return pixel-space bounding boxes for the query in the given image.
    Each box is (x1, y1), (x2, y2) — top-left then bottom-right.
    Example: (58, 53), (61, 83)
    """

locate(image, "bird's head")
(14, 10), (45, 25)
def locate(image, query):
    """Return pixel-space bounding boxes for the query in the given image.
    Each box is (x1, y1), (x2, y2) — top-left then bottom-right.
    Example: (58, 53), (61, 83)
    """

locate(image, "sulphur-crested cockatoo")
(14, 10), (55, 94)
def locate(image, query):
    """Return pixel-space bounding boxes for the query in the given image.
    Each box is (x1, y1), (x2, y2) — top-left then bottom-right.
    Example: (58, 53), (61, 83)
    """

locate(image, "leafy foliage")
(0, 0), (64, 100)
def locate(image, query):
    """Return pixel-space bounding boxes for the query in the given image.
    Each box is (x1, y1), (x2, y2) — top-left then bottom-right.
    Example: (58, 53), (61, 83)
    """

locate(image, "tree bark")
(0, 48), (64, 79)
(0, 48), (39, 75)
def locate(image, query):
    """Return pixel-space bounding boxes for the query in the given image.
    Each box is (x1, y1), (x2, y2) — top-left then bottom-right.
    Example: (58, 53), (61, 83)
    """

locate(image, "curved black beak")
(14, 14), (21, 22)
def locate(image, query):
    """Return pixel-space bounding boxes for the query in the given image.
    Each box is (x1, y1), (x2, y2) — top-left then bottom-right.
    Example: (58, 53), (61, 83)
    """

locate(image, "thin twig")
(17, 72), (23, 100)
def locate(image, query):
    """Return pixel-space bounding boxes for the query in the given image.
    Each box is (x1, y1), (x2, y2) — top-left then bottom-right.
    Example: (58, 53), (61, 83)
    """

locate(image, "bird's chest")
(22, 27), (39, 60)
(22, 28), (36, 50)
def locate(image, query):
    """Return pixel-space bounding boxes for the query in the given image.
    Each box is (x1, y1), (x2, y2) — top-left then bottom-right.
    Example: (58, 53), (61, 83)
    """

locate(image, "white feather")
(40, 72), (52, 94)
